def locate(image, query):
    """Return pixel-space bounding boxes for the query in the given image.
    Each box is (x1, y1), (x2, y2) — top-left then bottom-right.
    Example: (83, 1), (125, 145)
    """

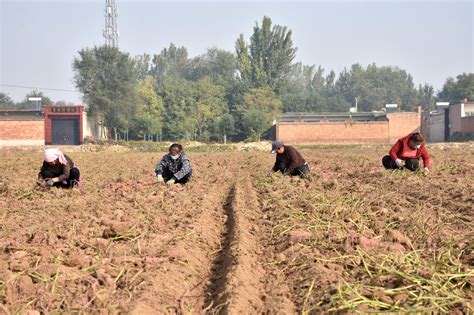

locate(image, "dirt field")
(0, 144), (473, 313)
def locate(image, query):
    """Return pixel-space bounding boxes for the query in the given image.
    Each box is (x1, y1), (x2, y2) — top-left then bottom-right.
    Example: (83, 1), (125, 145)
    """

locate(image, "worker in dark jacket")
(155, 143), (192, 186)
(270, 140), (310, 177)
(37, 148), (81, 188)
(382, 132), (430, 175)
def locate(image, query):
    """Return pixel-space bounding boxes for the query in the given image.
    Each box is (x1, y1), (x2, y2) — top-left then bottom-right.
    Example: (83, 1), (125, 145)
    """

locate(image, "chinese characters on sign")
(51, 107), (77, 113)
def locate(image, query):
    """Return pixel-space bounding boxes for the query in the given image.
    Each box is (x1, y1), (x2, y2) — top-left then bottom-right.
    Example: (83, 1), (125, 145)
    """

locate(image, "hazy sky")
(1, 0), (473, 104)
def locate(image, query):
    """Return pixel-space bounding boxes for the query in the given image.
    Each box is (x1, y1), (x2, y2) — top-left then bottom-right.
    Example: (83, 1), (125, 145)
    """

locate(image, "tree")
(237, 88), (282, 140)
(132, 76), (164, 140)
(438, 73), (474, 104)
(236, 16), (297, 92)
(73, 45), (138, 137)
(150, 43), (189, 82)
(334, 63), (418, 112)
(0, 93), (15, 109)
(186, 48), (237, 85)
(215, 113), (235, 144)
(14, 90), (54, 110)
(193, 78), (226, 140)
(417, 83), (435, 112)
(157, 77), (197, 140)
(133, 54), (151, 82)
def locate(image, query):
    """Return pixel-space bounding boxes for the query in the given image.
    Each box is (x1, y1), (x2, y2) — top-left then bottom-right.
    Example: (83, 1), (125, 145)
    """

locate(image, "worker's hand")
(166, 179), (176, 186)
(267, 170), (274, 177)
(46, 178), (55, 187)
(155, 175), (165, 184)
(395, 159), (405, 168)
(423, 168), (430, 176)
(36, 179), (47, 188)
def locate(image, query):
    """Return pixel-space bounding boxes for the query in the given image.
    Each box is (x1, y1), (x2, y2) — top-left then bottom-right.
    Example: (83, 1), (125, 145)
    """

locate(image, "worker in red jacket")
(382, 132), (430, 175)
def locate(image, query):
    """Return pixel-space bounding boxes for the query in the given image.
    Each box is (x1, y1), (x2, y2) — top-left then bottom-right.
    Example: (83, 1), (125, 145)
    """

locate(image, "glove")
(395, 159), (405, 168)
(155, 175), (165, 184)
(166, 179), (176, 186)
(46, 178), (55, 187)
(423, 168), (430, 176)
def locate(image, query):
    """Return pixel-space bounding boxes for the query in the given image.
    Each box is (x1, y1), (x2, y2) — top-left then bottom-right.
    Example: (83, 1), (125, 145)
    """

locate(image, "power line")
(0, 83), (77, 93)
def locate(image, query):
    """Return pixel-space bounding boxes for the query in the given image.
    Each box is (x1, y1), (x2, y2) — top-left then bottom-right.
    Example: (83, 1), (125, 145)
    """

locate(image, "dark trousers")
(162, 169), (192, 184)
(41, 167), (81, 188)
(382, 155), (419, 171)
(276, 162), (310, 178)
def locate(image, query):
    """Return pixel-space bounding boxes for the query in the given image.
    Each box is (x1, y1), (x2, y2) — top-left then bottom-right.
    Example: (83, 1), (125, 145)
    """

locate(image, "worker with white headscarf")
(37, 148), (81, 188)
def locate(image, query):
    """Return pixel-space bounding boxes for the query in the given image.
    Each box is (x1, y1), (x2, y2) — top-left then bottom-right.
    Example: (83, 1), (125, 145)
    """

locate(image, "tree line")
(1, 16), (473, 142)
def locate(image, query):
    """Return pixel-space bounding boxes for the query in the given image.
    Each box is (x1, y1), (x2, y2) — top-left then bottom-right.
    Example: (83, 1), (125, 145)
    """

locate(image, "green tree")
(157, 78), (197, 140)
(73, 45), (138, 137)
(438, 73), (474, 104)
(132, 76), (164, 140)
(133, 53), (151, 82)
(0, 92), (15, 109)
(238, 88), (282, 140)
(193, 78), (227, 140)
(236, 16), (297, 92)
(417, 83), (435, 112)
(186, 48), (237, 84)
(215, 113), (235, 144)
(150, 43), (189, 82)
(14, 90), (54, 109)
(335, 63), (418, 112)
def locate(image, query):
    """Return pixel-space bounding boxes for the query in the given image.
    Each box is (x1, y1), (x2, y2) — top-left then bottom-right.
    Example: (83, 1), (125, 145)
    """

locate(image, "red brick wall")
(461, 116), (474, 134)
(276, 112), (421, 144)
(387, 112), (421, 143)
(0, 121), (44, 140)
(277, 122), (389, 144)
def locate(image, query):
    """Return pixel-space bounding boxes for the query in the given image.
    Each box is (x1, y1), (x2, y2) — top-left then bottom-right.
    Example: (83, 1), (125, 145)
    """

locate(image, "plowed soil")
(0, 144), (472, 314)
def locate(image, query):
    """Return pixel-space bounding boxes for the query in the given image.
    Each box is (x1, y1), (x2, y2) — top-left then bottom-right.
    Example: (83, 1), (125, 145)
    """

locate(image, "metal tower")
(103, 0), (119, 47)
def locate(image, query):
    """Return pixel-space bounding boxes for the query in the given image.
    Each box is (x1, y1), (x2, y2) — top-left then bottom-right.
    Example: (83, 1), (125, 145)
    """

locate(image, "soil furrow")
(205, 173), (296, 314)
(204, 185), (236, 312)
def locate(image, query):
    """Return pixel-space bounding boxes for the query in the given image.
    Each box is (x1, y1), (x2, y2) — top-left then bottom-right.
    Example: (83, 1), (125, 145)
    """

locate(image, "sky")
(0, 0), (473, 104)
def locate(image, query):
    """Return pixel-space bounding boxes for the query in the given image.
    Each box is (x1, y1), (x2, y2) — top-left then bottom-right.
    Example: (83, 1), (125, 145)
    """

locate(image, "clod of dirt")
(63, 253), (90, 268)
(358, 235), (380, 249)
(393, 293), (409, 304)
(388, 229), (411, 245)
(15, 274), (36, 297)
(89, 238), (110, 249)
(11, 250), (28, 260)
(288, 230), (312, 242)
(373, 288), (393, 305)
(95, 268), (115, 289)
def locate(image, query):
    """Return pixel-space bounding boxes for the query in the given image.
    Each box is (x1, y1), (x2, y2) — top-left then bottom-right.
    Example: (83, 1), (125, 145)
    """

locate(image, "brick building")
(0, 105), (89, 146)
(0, 110), (44, 146)
(276, 108), (421, 144)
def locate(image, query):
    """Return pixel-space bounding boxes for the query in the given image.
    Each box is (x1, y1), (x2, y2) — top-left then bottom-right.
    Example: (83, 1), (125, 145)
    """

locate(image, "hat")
(271, 140), (284, 153)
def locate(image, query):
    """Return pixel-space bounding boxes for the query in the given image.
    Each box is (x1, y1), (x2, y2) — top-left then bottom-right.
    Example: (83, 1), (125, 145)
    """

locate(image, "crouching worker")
(37, 148), (81, 188)
(155, 143), (192, 186)
(382, 132), (430, 175)
(270, 140), (310, 178)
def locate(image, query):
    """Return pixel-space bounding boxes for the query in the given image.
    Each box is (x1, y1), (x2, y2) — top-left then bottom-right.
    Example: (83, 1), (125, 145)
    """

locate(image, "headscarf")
(43, 148), (68, 165)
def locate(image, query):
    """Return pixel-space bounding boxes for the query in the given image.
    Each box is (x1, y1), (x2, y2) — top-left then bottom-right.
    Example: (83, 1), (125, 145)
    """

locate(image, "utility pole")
(103, 0), (119, 47)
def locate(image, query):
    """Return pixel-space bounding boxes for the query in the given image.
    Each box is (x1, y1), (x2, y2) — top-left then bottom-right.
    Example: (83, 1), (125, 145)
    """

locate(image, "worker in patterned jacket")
(155, 143), (193, 186)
